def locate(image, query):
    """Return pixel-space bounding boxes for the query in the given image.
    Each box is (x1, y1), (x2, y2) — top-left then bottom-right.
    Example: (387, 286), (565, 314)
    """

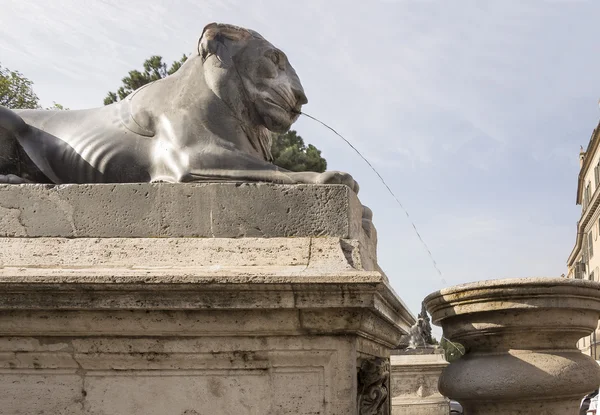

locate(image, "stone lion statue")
(0, 23), (359, 193)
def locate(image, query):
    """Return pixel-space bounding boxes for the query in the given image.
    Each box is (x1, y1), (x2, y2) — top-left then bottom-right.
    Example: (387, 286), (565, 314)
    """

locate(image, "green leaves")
(167, 55), (188, 75)
(45, 102), (69, 110)
(103, 55), (188, 105)
(271, 130), (327, 173)
(0, 63), (40, 109)
(440, 337), (466, 363)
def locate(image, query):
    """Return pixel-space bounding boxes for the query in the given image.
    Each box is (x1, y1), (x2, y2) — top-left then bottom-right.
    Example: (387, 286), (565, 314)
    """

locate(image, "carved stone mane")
(195, 23), (274, 161)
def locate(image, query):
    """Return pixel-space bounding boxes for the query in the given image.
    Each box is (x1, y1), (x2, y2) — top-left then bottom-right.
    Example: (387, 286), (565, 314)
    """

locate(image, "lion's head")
(198, 23), (308, 134)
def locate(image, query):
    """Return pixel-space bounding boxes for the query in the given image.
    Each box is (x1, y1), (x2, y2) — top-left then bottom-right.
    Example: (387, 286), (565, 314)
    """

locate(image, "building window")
(575, 260), (587, 279)
(595, 161), (600, 187)
(589, 232), (594, 259)
(584, 182), (592, 210)
(588, 181), (591, 202)
(592, 268), (600, 282)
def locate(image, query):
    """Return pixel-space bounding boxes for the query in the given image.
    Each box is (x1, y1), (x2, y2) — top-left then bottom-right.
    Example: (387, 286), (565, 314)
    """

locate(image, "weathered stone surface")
(0, 336), (353, 415)
(0, 183), (411, 415)
(391, 350), (449, 415)
(425, 277), (600, 415)
(0, 273), (409, 414)
(0, 183), (364, 239)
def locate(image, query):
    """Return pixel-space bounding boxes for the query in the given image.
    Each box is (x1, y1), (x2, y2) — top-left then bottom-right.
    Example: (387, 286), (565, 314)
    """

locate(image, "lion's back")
(15, 105), (154, 183)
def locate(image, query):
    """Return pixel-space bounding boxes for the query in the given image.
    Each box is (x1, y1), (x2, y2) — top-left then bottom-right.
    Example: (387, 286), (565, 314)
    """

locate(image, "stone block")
(0, 183), (413, 415)
(0, 276), (409, 414)
(391, 349), (449, 415)
(0, 183), (365, 239)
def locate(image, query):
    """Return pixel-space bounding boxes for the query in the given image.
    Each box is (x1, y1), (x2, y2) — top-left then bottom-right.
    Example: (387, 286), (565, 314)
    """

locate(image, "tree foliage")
(440, 338), (465, 363)
(102, 54), (327, 172)
(103, 55), (188, 105)
(0, 63), (40, 109)
(46, 102), (69, 110)
(271, 130), (326, 173)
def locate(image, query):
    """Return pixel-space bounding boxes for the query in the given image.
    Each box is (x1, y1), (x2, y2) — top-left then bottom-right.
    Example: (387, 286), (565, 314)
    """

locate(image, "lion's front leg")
(182, 147), (360, 191)
(284, 170), (360, 194)
(182, 168), (360, 194)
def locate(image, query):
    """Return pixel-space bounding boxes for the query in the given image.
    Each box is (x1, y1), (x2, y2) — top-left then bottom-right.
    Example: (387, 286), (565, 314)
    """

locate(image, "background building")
(567, 120), (600, 358)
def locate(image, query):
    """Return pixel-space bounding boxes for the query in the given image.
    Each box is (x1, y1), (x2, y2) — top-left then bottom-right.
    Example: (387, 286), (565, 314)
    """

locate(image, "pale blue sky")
(1, 0), (599, 323)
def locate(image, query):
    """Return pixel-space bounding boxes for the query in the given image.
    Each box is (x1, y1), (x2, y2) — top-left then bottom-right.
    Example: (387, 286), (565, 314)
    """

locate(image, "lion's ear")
(198, 25), (234, 67)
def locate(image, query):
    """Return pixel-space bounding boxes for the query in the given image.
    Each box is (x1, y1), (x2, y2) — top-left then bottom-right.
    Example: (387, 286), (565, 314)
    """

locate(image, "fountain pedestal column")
(424, 277), (600, 415)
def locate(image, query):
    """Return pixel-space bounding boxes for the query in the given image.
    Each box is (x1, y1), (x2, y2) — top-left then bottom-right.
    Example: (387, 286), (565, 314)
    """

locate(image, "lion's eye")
(264, 50), (285, 73)
(270, 52), (280, 66)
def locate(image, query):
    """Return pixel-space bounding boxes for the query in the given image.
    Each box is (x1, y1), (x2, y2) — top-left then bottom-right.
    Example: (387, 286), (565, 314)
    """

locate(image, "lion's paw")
(315, 171), (359, 194)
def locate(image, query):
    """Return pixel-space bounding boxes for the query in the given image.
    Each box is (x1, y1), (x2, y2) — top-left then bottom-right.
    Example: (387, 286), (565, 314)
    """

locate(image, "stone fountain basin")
(424, 277), (600, 412)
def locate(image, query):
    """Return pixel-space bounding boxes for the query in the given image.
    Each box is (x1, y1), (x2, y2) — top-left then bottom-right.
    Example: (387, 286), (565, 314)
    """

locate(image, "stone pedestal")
(0, 183), (414, 415)
(424, 277), (600, 415)
(391, 348), (449, 415)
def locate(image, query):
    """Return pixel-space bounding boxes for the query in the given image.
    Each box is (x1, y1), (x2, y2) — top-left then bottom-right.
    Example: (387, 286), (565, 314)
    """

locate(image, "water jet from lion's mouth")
(297, 110), (445, 283)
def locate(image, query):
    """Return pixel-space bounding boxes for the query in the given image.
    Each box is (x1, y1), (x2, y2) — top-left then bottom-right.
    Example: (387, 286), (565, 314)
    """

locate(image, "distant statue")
(0, 23), (358, 193)
(417, 302), (434, 345)
(401, 302), (435, 350)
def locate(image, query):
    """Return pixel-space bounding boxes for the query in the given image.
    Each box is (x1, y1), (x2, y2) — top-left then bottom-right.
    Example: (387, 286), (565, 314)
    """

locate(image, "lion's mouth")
(260, 97), (300, 132)
(264, 97), (292, 113)
(264, 99), (302, 120)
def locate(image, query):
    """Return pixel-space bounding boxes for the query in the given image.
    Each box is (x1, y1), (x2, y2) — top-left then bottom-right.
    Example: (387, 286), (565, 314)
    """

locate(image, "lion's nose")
(292, 87), (308, 106)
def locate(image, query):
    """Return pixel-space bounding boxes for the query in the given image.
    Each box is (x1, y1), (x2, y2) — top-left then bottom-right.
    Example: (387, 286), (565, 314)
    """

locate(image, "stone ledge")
(391, 353), (448, 368)
(0, 274), (412, 348)
(0, 273), (410, 317)
(391, 401), (450, 415)
(0, 183), (365, 239)
(0, 236), (379, 272)
(0, 231), (413, 342)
